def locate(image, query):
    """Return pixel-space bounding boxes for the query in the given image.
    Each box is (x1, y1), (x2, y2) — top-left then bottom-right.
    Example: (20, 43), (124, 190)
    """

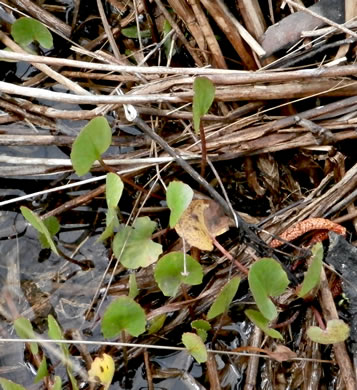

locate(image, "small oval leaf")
(20, 207), (58, 255)
(101, 296), (146, 338)
(207, 276), (240, 320)
(106, 173), (123, 209)
(71, 116), (112, 176)
(193, 77), (215, 133)
(34, 357), (48, 383)
(182, 332), (207, 363)
(166, 181), (193, 228)
(154, 251), (203, 296)
(14, 316), (38, 355)
(298, 242), (323, 298)
(307, 319), (350, 344)
(245, 309), (283, 340)
(248, 258), (289, 321)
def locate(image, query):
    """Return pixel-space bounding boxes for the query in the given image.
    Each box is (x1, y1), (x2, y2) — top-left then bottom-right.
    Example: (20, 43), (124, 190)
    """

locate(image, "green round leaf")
(106, 173), (123, 208)
(298, 242), (323, 298)
(248, 258), (289, 321)
(245, 309), (283, 340)
(113, 217), (162, 269)
(307, 319), (350, 344)
(70, 116), (112, 176)
(11, 17), (53, 49)
(166, 181), (193, 228)
(207, 276), (240, 320)
(14, 316), (38, 355)
(154, 251), (203, 296)
(101, 296), (146, 338)
(193, 77), (215, 133)
(182, 332), (207, 363)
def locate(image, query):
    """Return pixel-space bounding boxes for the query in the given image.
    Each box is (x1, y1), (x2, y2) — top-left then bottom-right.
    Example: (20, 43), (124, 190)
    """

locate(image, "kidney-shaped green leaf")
(182, 332), (207, 363)
(307, 319), (350, 344)
(11, 17), (53, 49)
(166, 181), (193, 228)
(248, 258), (289, 321)
(101, 296), (146, 338)
(245, 309), (283, 340)
(71, 116), (112, 176)
(113, 217), (162, 269)
(298, 242), (323, 298)
(193, 77), (215, 133)
(207, 276), (240, 320)
(20, 207), (58, 255)
(154, 251), (203, 296)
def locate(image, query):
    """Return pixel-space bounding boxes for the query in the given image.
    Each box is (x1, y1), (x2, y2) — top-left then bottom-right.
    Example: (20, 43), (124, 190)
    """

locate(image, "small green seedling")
(101, 296), (146, 338)
(154, 251), (203, 296)
(297, 242), (323, 298)
(99, 173), (123, 241)
(248, 258), (289, 321)
(182, 332), (207, 363)
(34, 357), (48, 384)
(207, 276), (240, 320)
(192, 77), (215, 133)
(11, 17), (53, 49)
(48, 314), (78, 390)
(113, 217), (162, 269)
(14, 317), (38, 355)
(70, 116), (112, 176)
(20, 207), (59, 255)
(166, 181), (193, 228)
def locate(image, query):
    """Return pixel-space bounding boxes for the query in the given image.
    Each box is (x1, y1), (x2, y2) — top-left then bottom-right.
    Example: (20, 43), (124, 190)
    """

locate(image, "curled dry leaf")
(175, 199), (231, 251)
(266, 345), (297, 362)
(270, 218), (346, 248)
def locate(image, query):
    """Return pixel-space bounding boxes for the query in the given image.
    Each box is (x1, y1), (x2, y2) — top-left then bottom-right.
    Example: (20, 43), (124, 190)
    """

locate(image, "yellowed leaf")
(175, 200), (230, 251)
(88, 353), (115, 389)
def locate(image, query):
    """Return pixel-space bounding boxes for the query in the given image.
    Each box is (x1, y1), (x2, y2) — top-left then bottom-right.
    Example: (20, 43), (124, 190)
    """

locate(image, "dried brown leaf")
(175, 199), (230, 251)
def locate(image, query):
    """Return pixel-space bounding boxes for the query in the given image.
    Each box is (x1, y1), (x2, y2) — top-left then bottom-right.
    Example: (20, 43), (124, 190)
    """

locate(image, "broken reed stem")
(211, 235), (249, 275)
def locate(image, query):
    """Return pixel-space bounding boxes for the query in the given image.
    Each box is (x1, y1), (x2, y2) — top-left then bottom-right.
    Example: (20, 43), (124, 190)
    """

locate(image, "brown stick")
(319, 267), (357, 390)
